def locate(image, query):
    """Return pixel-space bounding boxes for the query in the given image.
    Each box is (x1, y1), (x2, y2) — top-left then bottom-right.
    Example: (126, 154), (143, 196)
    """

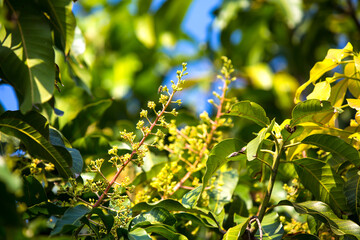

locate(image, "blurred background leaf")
(2, 0), (360, 145)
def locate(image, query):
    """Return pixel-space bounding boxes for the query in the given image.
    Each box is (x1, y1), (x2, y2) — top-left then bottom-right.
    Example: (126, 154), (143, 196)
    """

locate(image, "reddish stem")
(92, 90), (177, 209)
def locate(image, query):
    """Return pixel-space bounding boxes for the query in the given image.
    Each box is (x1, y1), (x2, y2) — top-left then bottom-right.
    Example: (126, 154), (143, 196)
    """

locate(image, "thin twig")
(246, 216), (263, 240)
(76, 197), (93, 206)
(253, 132), (284, 235)
(180, 185), (211, 190)
(254, 157), (272, 170)
(283, 142), (302, 149)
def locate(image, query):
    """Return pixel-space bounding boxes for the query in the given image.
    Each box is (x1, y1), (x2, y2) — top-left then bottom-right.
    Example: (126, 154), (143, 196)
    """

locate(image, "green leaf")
(66, 148), (83, 175)
(223, 217), (249, 240)
(200, 139), (245, 203)
(24, 202), (66, 219)
(281, 125), (304, 143)
(38, 0), (76, 54)
(256, 212), (284, 240)
(278, 200), (360, 239)
(290, 100), (334, 127)
(2, 0), (55, 113)
(293, 158), (348, 215)
(208, 169), (239, 215)
(132, 199), (208, 216)
(302, 134), (360, 167)
(209, 207), (226, 230)
(182, 186), (202, 209)
(80, 217), (100, 239)
(307, 215), (318, 235)
(224, 195), (249, 229)
(49, 128), (83, 175)
(226, 101), (270, 127)
(62, 99), (112, 141)
(22, 176), (47, 207)
(51, 205), (90, 236)
(67, 54), (92, 95)
(144, 225), (188, 240)
(132, 199), (214, 228)
(246, 139), (273, 178)
(174, 212), (216, 229)
(117, 228), (129, 238)
(246, 119), (275, 161)
(0, 111), (73, 178)
(131, 207), (176, 229)
(344, 168), (360, 217)
(89, 208), (114, 234)
(128, 228), (152, 240)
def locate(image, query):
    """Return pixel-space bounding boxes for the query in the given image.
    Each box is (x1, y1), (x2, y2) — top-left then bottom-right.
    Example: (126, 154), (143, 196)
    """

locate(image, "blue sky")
(0, 83), (18, 110)
(0, 0), (221, 112)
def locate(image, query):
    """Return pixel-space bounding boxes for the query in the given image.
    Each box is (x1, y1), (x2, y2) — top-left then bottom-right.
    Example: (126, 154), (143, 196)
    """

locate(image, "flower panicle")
(107, 63), (188, 170)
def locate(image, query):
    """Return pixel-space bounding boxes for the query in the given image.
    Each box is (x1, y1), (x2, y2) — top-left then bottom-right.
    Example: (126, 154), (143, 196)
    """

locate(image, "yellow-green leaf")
(325, 42), (353, 63)
(245, 63), (273, 90)
(345, 63), (360, 98)
(291, 100), (334, 127)
(226, 101), (270, 127)
(310, 59), (338, 83)
(306, 81), (331, 101)
(295, 43), (353, 103)
(328, 79), (348, 107)
(355, 55), (360, 72)
(347, 99), (360, 110)
(273, 72), (299, 110)
(223, 218), (249, 240)
(295, 59), (338, 103)
(135, 14), (156, 48)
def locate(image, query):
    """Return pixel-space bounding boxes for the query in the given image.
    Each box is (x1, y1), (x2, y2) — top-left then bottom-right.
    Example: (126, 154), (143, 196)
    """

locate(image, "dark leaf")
(293, 158), (348, 215)
(2, 0), (55, 113)
(278, 200), (360, 239)
(302, 134), (360, 167)
(131, 207), (176, 229)
(0, 111), (73, 178)
(51, 204), (90, 236)
(22, 176), (47, 206)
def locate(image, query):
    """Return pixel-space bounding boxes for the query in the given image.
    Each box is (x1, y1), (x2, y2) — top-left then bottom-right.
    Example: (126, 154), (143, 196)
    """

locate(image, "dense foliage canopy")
(1, 0), (360, 239)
